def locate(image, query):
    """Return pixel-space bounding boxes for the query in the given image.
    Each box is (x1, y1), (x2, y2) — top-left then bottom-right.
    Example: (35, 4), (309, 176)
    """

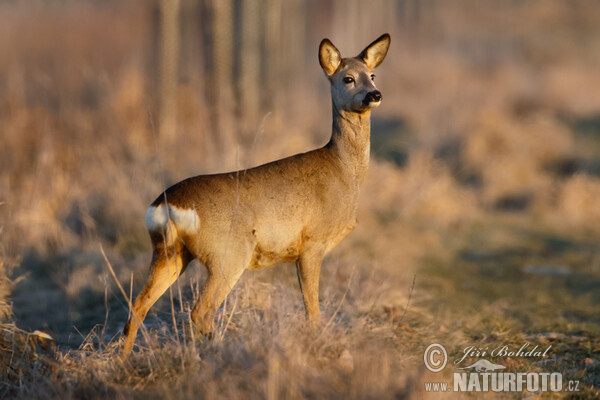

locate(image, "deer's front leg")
(191, 243), (252, 335)
(191, 268), (243, 335)
(296, 246), (325, 320)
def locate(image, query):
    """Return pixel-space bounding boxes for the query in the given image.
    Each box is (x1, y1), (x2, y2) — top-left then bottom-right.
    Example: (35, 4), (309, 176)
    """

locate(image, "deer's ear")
(319, 39), (342, 76)
(358, 33), (390, 69)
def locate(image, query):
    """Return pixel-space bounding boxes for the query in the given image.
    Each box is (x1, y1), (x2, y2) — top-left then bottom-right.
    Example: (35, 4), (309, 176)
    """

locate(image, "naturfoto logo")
(455, 359), (506, 372)
(423, 343), (580, 394)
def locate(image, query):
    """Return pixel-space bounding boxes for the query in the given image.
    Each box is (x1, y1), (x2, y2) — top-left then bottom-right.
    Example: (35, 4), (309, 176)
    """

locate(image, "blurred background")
(1, 0), (600, 397)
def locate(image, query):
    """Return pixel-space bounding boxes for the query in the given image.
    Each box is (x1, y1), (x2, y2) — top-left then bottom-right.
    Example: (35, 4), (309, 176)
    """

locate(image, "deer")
(121, 33), (390, 357)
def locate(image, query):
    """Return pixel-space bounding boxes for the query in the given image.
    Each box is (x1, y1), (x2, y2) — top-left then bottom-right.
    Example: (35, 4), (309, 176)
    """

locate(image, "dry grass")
(1, 0), (600, 398)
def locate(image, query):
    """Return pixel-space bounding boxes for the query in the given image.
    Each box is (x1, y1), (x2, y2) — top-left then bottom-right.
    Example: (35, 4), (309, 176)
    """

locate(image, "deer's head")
(319, 34), (390, 114)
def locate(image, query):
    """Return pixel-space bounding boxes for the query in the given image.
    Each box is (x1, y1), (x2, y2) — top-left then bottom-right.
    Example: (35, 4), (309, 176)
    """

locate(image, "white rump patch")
(145, 205), (169, 231)
(145, 204), (200, 234)
(169, 206), (200, 234)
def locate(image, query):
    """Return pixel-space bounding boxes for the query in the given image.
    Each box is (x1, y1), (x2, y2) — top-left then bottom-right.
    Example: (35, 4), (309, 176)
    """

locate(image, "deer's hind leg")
(122, 225), (193, 357)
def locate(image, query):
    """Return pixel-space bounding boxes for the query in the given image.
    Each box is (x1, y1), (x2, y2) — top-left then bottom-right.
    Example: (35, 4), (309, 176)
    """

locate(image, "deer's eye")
(343, 77), (354, 84)
(371, 74), (375, 80)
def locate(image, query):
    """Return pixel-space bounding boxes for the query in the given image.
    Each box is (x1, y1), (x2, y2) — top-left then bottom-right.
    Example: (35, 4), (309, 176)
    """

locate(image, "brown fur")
(121, 34), (390, 357)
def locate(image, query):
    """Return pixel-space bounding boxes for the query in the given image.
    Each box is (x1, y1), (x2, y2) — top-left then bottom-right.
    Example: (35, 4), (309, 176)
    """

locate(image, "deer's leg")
(296, 246), (325, 321)
(122, 234), (193, 357)
(191, 245), (251, 335)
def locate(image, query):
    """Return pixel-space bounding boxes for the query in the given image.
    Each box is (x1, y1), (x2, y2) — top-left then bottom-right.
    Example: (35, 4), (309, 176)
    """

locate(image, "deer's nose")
(363, 90), (382, 105)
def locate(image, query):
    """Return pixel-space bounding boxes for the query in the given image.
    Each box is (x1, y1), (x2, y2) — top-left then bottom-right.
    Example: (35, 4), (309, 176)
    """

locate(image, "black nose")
(363, 90), (382, 105)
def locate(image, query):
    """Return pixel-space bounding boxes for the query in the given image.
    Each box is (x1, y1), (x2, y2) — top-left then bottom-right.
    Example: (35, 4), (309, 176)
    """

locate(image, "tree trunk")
(158, 0), (180, 142)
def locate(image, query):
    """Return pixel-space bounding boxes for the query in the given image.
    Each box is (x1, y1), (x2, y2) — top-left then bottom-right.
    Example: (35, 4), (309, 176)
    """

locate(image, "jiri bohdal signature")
(454, 342), (552, 365)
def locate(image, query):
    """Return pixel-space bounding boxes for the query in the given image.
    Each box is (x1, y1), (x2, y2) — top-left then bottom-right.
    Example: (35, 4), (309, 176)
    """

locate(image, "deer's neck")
(328, 106), (371, 184)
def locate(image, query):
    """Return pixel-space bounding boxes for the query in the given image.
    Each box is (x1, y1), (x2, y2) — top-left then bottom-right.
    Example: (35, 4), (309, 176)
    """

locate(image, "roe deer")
(121, 33), (390, 357)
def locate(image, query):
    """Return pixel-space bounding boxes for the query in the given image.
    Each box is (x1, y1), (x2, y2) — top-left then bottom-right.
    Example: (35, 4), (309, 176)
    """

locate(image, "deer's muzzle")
(363, 90), (382, 106)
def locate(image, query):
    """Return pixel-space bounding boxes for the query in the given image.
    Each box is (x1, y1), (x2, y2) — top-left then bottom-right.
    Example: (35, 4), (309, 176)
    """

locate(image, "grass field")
(1, 1), (600, 398)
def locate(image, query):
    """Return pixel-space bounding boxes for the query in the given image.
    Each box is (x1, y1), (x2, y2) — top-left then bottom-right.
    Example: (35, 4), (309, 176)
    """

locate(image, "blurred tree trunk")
(179, 0), (203, 86)
(333, 0), (359, 49)
(158, 0), (180, 142)
(238, 0), (261, 154)
(279, 0), (306, 118)
(210, 0), (236, 165)
(260, 0), (281, 113)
